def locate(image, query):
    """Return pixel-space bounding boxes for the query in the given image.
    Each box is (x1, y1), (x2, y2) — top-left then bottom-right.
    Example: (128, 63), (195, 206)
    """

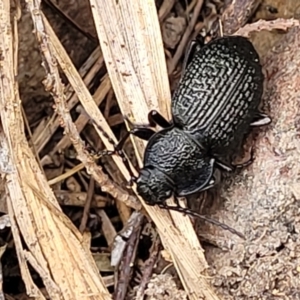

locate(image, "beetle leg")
(215, 159), (234, 172)
(148, 110), (172, 128)
(130, 127), (156, 141)
(215, 145), (256, 171)
(173, 196), (181, 207)
(250, 112), (272, 127)
(88, 118), (139, 179)
(93, 127), (155, 179)
(233, 147), (255, 169)
(123, 111), (171, 130)
(126, 176), (137, 188)
(198, 169), (221, 191)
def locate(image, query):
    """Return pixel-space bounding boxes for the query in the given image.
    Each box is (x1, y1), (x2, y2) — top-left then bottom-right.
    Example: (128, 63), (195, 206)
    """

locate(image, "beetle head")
(136, 167), (174, 205)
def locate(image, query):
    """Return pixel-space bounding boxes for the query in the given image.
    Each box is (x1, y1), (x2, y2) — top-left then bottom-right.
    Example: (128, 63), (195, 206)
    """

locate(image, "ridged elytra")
(172, 36), (271, 170)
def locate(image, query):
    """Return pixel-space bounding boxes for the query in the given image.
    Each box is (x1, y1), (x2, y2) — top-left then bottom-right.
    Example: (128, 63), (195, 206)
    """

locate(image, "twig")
(111, 212), (144, 267)
(40, 12), (141, 210)
(158, 0), (175, 22)
(33, 48), (104, 154)
(135, 235), (161, 300)
(96, 209), (117, 247)
(79, 177), (95, 233)
(53, 190), (107, 208)
(45, 70), (110, 156)
(168, 0), (204, 74)
(114, 216), (143, 300)
(6, 197), (44, 298)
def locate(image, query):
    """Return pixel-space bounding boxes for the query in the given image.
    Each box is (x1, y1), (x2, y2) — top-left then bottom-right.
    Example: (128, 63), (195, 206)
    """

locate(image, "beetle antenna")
(87, 117), (137, 181)
(158, 203), (245, 239)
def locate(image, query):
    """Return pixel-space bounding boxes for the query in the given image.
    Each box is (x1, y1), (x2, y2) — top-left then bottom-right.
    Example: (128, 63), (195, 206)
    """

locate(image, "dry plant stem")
(102, 276), (114, 288)
(21, 106), (44, 173)
(158, 0), (175, 21)
(47, 162), (86, 185)
(135, 236), (161, 300)
(104, 89), (114, 119)
(222, 0), (261, 35)
(111, 211), (144, 268)
(96, 210), (117, 247)
(40, 13), (140, 210)
(46, 75), (111, 159)
(33, 47), (104, 154)
(107, 113), (123, 127)
(1, 13), (106, 300)
(39, 14), (133, 224)
(54, 190), (107, 208)
(89, 0), (172, 162)
(43, 0), (97, 41)
(6, 195), (45, 299)
(187, 0), (198, 14)
(167, 0), (204, 75)
(8, 0), (113, 298)
(79, 177), (95, 233)
(114, 218), (143, 300)
(90, 1), (220, 299)
(233, 18), (300, 37)
(23, 250), (61, 295)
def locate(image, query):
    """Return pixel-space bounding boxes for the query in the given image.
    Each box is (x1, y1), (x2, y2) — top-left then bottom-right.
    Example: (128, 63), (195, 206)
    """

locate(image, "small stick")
(135, 235), (161, 299)
(79, 177), (95, 233)
(114, 215), (143, 300)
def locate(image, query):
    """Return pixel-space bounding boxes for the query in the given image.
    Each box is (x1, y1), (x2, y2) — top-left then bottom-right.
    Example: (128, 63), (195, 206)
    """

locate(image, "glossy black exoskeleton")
(172, 36), (271, 170)
(130, 36), (270, 196)
(92, 35), (271, 238)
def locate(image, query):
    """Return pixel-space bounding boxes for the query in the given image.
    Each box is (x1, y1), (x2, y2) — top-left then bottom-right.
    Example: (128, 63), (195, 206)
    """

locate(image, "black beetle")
(121, 35), (270, 192)
(92, 35), (271, 238)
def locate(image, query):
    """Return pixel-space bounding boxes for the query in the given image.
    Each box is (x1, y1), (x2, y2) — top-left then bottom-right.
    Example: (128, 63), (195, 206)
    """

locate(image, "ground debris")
(200, 24), (300, 300)
(143, 273), (188, 300)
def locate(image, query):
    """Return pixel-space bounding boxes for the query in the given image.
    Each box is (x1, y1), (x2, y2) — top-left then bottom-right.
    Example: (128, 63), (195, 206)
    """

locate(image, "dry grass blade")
(90, 0), (172, 162)
(33, 47), (105, 155)
(89, 0), (221, 298)
(0, 0), (111, 299)
(40, 12), (140, 212)
(168, 0), (204, 74)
